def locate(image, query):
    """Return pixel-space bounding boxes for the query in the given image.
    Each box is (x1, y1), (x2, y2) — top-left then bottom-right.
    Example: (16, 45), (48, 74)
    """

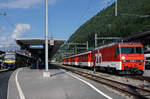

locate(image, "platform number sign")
(50, 36), (54, 45)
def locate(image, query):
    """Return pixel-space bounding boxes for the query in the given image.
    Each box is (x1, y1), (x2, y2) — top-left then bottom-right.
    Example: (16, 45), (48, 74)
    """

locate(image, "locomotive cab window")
(120, 47), (143, 54)
(121, 47), (134, 54)
(136, 47), (143, 54)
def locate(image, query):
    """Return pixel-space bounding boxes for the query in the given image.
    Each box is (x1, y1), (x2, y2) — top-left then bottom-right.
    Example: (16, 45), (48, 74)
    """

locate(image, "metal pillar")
(75, 44), (77, 54)
(45, 0), (49, 71)
(95, 34), (97, 48)
(86, 41), (88, 50)
(102, 40), (105, 45)
(115, 0), (118, 16)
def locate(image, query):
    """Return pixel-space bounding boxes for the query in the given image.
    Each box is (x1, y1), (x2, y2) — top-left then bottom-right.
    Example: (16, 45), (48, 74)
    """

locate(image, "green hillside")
(68, 0), (150, 47)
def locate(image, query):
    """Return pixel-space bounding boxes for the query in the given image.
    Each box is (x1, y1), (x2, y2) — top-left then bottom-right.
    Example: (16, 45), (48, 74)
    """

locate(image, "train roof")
(94, 42), (142, 50)
(63, 42), (143, 59)
(63, 50), (92, 59)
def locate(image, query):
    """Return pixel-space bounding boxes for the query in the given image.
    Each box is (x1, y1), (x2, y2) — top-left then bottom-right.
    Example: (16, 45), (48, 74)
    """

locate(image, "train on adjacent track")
(1, 52), (16, 70)
(63, 42), (145, 75)
(0, 51), (32, 70)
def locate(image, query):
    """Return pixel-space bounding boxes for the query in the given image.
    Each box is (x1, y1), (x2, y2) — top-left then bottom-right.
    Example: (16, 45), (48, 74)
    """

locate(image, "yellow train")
(2, 52), (16, 69)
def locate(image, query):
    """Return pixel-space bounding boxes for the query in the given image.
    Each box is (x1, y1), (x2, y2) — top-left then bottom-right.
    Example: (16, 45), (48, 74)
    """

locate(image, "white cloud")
(0, 24), (30, 47)
(0, 0), (58, 9)
(11, 24), (30, 39)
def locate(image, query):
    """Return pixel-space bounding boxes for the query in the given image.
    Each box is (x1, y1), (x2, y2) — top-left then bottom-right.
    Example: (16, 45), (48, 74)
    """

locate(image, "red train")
(63, 42), (145, 75)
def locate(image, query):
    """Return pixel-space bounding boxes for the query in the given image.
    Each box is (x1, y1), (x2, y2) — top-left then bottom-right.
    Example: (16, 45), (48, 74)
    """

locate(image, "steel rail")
(124, 76), (150, 83)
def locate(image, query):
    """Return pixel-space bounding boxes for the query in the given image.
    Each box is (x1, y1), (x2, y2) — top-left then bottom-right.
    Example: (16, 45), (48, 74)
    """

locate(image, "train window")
(115, 47), (119, 55)
(135, 47), (143, 54)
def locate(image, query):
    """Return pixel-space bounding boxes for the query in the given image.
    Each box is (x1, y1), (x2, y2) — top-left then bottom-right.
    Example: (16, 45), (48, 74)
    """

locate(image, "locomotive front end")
(2, 52), (16, 70)
(119, 44), (145, 75)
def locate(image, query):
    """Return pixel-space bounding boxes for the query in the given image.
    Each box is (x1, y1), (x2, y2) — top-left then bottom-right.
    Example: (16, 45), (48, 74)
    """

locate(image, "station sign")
(30, 45), (43, 49)
(50, 36), (54, 45)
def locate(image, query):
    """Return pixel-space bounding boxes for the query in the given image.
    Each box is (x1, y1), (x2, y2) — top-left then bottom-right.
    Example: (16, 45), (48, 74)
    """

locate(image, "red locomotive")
(63, 42), (145, 75)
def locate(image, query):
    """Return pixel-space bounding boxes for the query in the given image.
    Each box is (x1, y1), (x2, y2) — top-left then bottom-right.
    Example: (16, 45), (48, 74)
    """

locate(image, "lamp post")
(43, 0), (50, 77)
(45, 0), (49, 72)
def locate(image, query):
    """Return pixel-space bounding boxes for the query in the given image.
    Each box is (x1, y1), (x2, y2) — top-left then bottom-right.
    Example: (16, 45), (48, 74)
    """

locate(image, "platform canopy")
(0, 50), (4, 54)
(124, 30), (150, 45)
(16, 38), (65, 61)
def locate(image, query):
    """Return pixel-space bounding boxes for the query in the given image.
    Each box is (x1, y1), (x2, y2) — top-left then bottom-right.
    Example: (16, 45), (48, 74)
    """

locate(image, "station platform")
(143, 70), (150, 77)
(7, 65), (126, 99)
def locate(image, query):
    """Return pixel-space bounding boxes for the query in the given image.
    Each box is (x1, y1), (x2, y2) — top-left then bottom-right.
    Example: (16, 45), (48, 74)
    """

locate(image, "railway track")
(124, 76), (150, 83)
(0, 69), (9, 73)
(58, 65), (150, 99)
(62, 64), (150, 83)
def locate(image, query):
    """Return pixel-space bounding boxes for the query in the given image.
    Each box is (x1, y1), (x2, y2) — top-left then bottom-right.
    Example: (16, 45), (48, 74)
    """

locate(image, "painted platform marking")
(15, 69), (26, 99)
(61, 69), (113, 99)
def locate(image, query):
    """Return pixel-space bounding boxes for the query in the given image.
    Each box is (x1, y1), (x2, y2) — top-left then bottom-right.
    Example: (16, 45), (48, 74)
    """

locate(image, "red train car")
(63, 42), (145, 75)
(63, 51), (93, 67)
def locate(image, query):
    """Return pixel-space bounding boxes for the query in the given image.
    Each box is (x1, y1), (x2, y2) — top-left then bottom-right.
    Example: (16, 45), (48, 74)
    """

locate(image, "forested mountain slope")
(68, 0), (150, 47)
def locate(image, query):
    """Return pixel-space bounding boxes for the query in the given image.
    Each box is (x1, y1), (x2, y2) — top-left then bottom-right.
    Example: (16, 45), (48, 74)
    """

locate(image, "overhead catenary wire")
(72, 0), (114, 40)
(2, 16), (15, 28)
(76, 0), (92, 28)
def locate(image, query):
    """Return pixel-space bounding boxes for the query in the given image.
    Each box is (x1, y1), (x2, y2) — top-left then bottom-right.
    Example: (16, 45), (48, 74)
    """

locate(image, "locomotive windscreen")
(4, 52), (16, 60)
(120, 47), (143, 54)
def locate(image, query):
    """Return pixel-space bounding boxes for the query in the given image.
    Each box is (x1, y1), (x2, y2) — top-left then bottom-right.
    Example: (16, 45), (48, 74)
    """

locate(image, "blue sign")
(30, 45), (43, 49)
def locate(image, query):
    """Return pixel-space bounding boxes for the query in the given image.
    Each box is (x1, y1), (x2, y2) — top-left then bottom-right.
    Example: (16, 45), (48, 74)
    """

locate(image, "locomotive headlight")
(121, 56), (126, 60)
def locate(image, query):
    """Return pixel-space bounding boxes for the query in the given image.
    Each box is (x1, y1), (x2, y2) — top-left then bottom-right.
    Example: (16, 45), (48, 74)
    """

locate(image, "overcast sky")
(0, 0), (114, 45)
